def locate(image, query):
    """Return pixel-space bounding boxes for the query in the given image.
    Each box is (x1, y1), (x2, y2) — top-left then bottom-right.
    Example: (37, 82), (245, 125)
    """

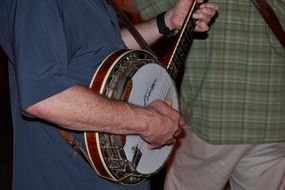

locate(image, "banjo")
(84, 1), (198, 185)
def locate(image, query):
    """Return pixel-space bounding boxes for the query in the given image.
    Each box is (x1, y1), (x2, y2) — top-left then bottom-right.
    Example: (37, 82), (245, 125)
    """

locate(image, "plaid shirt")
(135, 0), (285, 144)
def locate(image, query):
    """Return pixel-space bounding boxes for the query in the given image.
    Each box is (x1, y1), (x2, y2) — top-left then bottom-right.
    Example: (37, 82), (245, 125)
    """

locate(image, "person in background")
(129, 0), (285, 189)
(0, 0), (217, 189)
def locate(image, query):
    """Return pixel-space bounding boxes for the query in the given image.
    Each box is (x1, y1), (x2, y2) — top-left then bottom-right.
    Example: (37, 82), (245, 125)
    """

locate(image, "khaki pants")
(164, 127), (285, 190)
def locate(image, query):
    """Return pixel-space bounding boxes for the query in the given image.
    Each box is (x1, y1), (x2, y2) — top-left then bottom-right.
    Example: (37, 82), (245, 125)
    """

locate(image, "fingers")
(168, 0), (218, 32)
(199, 2), (219, 10)
(174, 126), (182, 137)
(149, 126), (183, 149)
(143, 100), (185, 149)
(193, 2), (219, 32)
(194, 21), (209, 32)
(193, 3), (218, 22)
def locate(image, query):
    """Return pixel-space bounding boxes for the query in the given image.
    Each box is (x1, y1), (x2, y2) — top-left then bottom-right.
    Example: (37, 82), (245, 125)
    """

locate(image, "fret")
(167, 2), (198, 81)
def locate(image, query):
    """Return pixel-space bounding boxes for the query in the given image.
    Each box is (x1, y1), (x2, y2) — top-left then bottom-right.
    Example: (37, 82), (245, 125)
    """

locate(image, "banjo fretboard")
(165, 1), (199, 80)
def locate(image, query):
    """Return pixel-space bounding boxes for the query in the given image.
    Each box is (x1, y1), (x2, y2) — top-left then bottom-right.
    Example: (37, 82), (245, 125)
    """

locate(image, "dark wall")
(0, 48), (12, 190)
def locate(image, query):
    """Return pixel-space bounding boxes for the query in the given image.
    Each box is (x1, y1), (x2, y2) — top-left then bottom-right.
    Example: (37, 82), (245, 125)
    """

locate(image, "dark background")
(0, 48), (12, 190)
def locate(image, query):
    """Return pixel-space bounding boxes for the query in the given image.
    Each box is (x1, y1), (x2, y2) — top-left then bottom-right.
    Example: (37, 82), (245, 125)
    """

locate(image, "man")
(0, 0), (217, 189)
(133, 0), (285, 190)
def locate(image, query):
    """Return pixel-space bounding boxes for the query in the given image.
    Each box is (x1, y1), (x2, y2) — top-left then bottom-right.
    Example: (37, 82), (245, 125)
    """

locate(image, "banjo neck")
(159, 1), (199, 82)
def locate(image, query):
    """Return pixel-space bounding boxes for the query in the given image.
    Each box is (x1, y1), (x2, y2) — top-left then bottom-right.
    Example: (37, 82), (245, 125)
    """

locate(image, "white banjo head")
(124, 63), (178, 174)
(85, 49), (180, 185)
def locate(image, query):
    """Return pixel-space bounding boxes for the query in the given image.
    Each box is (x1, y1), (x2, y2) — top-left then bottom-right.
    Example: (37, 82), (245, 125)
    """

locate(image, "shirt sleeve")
(12, 0), (81, 110)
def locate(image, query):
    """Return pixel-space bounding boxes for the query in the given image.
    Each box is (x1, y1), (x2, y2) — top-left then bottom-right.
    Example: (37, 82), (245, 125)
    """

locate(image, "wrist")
(156, 11), (177, 38)
(164, 10), (175, 30)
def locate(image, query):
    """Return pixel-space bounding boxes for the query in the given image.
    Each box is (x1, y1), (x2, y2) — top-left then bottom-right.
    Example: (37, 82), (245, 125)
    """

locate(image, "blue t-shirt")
(0, 0), (150, 189)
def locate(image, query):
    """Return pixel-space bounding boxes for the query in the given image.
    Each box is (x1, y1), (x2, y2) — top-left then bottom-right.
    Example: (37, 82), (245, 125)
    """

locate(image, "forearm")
(121, 0), (219, 49)
(121, 18), (163, 49)
(25, 85), (148, 135)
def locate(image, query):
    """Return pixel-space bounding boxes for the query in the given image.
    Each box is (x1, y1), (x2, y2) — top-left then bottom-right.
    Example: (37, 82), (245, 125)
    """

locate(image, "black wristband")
(156, 11), (177, 38)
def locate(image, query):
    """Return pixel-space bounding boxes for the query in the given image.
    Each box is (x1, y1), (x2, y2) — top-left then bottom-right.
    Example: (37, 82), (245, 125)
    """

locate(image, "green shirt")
(135, 0), (285, 144)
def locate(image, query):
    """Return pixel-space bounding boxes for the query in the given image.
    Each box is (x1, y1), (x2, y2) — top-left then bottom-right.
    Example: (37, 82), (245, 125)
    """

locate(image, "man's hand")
(165, 0), (219, 32)
(140, 100), (186, 149)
